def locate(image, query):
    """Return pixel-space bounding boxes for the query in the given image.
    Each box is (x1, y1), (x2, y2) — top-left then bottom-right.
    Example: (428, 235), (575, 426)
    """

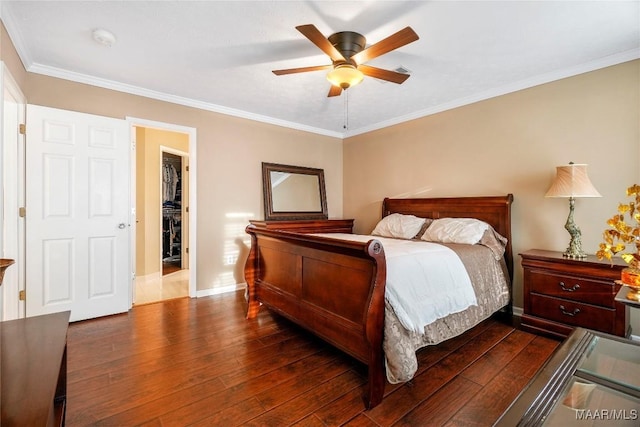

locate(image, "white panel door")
(26, 105), (131, 321)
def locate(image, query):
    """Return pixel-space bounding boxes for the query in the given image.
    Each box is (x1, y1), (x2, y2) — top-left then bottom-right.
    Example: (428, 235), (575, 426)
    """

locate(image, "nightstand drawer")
(526, 270), (614, 307)
(529, 293), (616, 333)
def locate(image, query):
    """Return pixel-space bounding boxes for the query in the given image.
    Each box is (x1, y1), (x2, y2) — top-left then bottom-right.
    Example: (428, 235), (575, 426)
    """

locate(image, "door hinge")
(19, 207), (26, 218)
(19, 124), (26, 135)
(19, 290), (26, 301)
(186, 165), (189, 172)
(186, 206), (189, 213)
(186, 247), (189, 254)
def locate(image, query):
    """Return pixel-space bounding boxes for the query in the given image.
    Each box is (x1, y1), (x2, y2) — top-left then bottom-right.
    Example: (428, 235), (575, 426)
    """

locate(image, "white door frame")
(127, 117), (197, 299)
(1, 62), (26, 320)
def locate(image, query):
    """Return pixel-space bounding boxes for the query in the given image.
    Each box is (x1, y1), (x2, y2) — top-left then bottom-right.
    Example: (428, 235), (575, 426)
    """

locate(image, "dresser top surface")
(520, 249), (628, 269)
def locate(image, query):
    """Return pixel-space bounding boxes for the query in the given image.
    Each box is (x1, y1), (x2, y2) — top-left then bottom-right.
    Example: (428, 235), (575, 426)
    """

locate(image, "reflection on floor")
(135, 269), (189, 305)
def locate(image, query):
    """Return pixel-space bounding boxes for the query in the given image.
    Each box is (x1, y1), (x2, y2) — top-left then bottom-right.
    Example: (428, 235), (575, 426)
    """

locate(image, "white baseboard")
(196, 283), (245, 298)
(511, 306), (640, 341)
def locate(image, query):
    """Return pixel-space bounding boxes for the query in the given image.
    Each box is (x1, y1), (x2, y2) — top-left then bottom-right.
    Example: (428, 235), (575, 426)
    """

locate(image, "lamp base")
(562, 250), (587, 259)
(563, 197), (587, 259)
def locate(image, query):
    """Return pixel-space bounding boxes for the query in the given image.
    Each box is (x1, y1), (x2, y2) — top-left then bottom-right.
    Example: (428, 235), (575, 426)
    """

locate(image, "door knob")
(118, 223), (126, 229)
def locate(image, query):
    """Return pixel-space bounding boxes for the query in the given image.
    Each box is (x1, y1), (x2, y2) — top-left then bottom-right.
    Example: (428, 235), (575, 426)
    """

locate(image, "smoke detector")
(92, 28), (116, 47)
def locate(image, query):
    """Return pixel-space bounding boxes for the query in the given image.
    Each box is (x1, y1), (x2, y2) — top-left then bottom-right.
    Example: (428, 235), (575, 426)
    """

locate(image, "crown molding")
(4, 7), (637, 141)
(3, 10), (343, 138)
(26, 62), (344, 139)
(343, 48), (640, 138)
(30, 48), (638, 141)
(1, 8), (33, 69)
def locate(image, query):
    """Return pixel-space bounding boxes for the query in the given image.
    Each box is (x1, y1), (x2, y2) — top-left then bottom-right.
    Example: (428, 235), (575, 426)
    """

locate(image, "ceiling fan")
(272, 24), (419, 97)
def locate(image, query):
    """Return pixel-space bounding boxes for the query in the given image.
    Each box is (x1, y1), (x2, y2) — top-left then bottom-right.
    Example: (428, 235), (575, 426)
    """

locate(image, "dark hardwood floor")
(162, 261), (181, 275)
(66, 291), (559, 426)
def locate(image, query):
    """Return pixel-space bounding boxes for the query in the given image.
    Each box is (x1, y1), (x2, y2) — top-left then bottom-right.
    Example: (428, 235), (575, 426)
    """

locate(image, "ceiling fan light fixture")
(327, 64), (363, 89)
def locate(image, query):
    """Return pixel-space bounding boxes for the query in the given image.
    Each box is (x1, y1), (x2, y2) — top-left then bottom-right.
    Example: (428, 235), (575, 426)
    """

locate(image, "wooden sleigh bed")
(244, 195), (514, 408)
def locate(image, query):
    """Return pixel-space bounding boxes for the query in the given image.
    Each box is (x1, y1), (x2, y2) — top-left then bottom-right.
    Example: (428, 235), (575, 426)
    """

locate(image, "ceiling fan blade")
(328, 85), (342, 97)
(351, 27), (419, 64)
(296, 24), (346, 62)
(272, 64), (332, 75)
(359, 65), (410, 84)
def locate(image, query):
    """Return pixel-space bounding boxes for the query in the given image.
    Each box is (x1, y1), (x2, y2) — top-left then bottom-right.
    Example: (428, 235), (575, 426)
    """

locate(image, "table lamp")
(545, 162), (601, 259)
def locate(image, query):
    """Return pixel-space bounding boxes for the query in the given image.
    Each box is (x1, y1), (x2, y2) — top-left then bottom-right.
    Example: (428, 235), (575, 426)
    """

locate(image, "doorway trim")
(127, 117), (197, 299)
(1, 62), (26, 320)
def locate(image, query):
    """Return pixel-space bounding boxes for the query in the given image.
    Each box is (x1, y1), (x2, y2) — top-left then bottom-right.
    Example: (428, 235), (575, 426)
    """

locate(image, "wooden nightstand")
(520, 249), (630, 339)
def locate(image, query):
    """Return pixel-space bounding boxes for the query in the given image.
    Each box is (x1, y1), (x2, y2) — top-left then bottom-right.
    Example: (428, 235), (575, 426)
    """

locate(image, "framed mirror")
(262, 162), (328, 221)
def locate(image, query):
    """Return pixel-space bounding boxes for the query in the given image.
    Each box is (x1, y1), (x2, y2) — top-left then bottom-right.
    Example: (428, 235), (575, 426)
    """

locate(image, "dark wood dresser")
(1, 311), (70, 426)
(520, 249), (630, 339)
(248, 219), (354, 234)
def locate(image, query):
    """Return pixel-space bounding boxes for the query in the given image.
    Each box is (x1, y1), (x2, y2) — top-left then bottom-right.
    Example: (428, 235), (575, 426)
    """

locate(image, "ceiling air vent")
(376, 66), (411, 84)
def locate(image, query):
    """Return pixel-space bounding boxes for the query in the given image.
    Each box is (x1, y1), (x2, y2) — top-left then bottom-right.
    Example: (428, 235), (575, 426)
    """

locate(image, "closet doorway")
(134, 127), (190, 305)
(161, 149), (187, 275)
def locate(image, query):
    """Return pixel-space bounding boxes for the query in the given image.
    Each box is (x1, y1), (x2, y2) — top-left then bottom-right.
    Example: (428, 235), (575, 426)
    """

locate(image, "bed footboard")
(244, 226), (387, 408)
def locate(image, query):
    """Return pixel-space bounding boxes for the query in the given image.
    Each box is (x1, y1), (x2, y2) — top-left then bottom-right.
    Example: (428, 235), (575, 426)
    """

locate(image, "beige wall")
(1, 22), (343, 294)
(21, 76), (344, 292)
(344, 60), (640, 331)
(136, 127), (189, 277)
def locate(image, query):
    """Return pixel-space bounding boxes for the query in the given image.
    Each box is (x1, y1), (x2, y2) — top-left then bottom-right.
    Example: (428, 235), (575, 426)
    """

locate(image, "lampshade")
(545, 163), (601, 198)
(327, 64), (364, 89)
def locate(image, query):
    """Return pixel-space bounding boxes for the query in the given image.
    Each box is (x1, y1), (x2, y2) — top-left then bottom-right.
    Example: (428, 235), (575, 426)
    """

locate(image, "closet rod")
(163, 157), (182, 165)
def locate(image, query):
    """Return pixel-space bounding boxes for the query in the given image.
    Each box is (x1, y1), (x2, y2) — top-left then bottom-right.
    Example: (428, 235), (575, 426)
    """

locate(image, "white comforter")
(312, 234), (477, 333)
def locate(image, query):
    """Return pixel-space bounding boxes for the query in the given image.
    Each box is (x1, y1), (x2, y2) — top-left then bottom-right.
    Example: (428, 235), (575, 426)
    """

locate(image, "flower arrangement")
(596, 184), (640, 289)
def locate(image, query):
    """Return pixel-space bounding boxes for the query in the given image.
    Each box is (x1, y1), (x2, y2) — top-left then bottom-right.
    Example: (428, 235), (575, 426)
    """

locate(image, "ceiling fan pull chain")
(343, 90), (349, 130)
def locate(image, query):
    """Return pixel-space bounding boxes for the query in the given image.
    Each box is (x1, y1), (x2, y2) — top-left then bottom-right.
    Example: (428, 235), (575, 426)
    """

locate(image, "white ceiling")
(2, 1), (639, 137)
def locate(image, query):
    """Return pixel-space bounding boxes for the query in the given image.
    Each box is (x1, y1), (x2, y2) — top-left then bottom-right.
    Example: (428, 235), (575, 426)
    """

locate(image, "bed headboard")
(382, 195), (514, 280)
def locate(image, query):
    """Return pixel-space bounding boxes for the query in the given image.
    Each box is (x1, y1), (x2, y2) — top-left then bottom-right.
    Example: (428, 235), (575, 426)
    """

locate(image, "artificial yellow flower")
(598, 184), (640, 269)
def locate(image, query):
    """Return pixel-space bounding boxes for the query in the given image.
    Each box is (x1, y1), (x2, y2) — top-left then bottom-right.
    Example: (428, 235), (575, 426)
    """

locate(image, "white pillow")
(371, 213), (426, 239)
(421, 218), (490, 245)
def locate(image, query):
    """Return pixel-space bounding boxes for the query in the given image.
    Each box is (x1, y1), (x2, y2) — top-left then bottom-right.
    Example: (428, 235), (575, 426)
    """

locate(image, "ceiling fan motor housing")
(328, 31), (366, 65)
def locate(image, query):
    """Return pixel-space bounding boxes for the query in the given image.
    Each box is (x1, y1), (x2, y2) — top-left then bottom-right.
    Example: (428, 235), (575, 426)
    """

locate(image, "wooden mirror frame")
(262, 162), (328, 221)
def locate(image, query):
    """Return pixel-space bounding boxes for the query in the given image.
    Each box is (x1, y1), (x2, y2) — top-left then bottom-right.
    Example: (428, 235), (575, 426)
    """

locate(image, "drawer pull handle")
(559, 281), (580, 292)
(559, 305), (580, 317)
